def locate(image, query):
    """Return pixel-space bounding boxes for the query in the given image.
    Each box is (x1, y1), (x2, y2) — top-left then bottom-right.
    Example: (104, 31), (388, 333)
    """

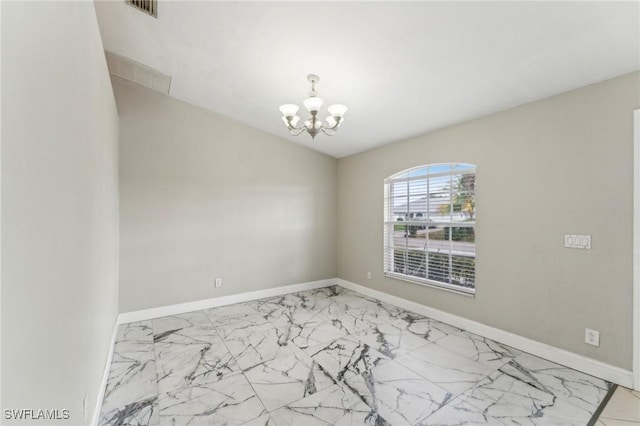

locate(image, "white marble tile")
(158, 373), (266, 426)
(268, 384), (363, 425)
(424, 393), (592, 426)
(268, 408), (331, 426)
(243, 351), (336, 412)
(344, 360), (453, 426)
(321, 309), (378, 336)
(100, 322), (159, 426)
(316, 297), (415, 337)
(328, 293), (381, 310)
(529, 399), (598, 425)
(114, 321), (155, 355)
(333, 402), (392, 426)
(395, 342), (495, 395)
(418, 397), (499, 426)
(283, 288), (338, 308)
(306, 336), (391, 382)
(155, 337), (240, 391)
(240, 413), (276, 426)
(218, 314), (272, 334)
(391, 311), (462, 343)
(102, 351), (157, 397)
(318, 297), (403, 330)
(313, 300), (360, 322)
(258, 292), (308, 307)
(218, 320), (299, 370)
(205, 303), (260, 325)
(116, 321), (154, 344)
(152, 312), (213, 336)
(362, 299), (407, 319)
(273, 317), (347, 351)
(502, 352), (610, 412)
(152, 313), (220, 347)
(304, 285), (349, 296)
(459, 369), (594, 425)
(247, 294), (326, 324)
(314, 292), (372, 312)
(296, 286), (356, 303)
(356, 321), (430, 359)
(256, 302), (321, 325)
(100, 396), (159, 426)
(433, 329), (521, 368)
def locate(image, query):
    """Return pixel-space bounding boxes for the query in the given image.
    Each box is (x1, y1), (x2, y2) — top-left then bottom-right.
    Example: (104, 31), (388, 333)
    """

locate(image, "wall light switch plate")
(565, 234), (592, 249)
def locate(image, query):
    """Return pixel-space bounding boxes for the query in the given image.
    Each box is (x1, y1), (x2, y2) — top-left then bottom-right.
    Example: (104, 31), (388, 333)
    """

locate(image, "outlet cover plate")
(585, 328), (600, 346)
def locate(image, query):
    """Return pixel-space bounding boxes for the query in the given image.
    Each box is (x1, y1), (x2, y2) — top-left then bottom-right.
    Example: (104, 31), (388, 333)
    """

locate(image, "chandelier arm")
(289, 127), (307, 136)
(320, 127), (337, 136)
(284, 117), (307, 134)
(325, 116), (343, 131)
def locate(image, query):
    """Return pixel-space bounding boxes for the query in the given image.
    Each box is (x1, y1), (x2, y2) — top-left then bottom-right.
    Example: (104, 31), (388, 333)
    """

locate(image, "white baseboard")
(337, 279), (633, 387)
(91, 319), (119, 426)
(117, 279), (337, 324)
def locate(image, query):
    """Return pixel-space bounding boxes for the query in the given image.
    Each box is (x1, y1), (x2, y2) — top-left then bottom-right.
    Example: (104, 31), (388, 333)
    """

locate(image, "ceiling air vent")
(105, 51), (171, 95)
(126, 0), (157, 18)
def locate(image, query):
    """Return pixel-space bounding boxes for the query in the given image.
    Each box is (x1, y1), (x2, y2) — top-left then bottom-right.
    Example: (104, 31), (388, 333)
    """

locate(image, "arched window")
(383, 163), (476, 294)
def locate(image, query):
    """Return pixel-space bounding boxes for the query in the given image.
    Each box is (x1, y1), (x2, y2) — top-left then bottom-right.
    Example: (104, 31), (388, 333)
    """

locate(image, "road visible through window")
(383, 163), (476, 294)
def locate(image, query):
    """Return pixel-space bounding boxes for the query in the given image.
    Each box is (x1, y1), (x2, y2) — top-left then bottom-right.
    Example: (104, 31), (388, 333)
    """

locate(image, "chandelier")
(279, 74), (347, 140)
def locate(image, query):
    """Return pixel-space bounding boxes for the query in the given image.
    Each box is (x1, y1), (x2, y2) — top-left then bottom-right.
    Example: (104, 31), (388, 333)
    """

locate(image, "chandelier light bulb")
(303, 97), (324, 113)
(328, 104), (348, 118)
(279, 104), (299, 117)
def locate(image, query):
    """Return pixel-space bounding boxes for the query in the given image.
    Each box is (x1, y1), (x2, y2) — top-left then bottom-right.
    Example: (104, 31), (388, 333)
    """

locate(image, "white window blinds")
(383, 163), (476, 294)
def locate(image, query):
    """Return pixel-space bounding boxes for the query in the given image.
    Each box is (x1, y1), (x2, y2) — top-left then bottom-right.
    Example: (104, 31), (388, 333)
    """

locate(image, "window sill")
(384, 271), (476, 297)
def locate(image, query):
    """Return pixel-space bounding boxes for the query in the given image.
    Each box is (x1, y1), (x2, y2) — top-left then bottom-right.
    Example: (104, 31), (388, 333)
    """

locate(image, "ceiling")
(94, 1), (640, 158)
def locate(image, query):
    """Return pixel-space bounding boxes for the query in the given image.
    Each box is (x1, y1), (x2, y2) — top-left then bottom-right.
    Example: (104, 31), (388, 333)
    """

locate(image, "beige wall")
(114, 78), (337, 313)
(1, 2), (120, 424)
(337, 71), (640, 370)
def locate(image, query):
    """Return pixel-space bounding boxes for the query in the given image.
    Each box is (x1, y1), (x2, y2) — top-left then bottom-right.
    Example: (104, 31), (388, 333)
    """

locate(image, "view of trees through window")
(383, 164), (476, 293)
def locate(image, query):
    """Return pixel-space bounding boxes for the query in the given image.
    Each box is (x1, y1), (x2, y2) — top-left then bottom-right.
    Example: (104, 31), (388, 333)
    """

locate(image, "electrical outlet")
(585, 328), (600, 346)
(367, 272), (372, 280)
(215, 278), (222, 287)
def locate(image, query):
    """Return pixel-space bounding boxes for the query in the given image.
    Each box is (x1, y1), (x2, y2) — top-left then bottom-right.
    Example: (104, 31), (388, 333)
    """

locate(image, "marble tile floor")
(99, 286), (613, 426)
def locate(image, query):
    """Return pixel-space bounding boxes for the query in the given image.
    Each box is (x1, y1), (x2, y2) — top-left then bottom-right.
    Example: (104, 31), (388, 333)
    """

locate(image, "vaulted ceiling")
(95, 1), (640, 158)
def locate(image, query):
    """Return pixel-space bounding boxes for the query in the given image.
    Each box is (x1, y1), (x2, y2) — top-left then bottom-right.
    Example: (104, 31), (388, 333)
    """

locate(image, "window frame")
(383, 163), (477, 296)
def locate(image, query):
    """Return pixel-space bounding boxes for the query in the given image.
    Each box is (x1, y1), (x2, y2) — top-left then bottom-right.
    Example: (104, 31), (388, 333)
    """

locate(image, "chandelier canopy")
(279, 74), (347, 140)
